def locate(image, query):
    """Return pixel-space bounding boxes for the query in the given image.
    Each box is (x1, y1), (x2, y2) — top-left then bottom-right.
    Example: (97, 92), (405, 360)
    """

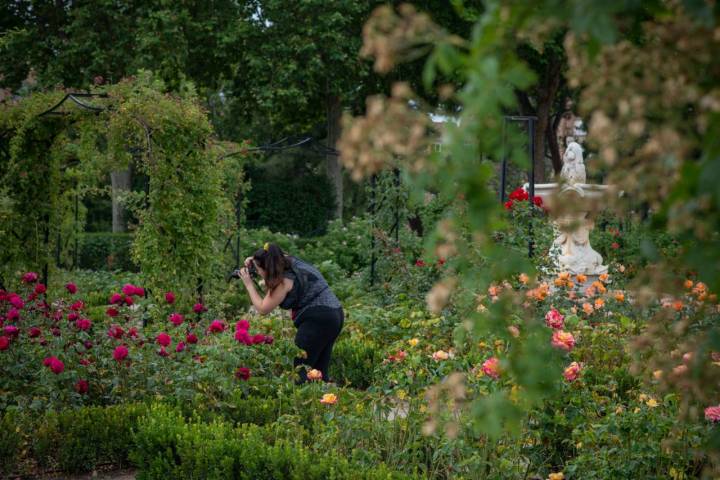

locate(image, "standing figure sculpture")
(559, 141), (586, 185)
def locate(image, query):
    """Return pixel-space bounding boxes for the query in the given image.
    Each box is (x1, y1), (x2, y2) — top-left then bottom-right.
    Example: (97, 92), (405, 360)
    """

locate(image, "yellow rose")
(408, 338), (419, 347)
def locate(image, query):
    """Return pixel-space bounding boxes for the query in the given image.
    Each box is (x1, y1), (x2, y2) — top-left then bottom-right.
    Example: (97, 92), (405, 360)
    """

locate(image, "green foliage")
(0, 410), (22, 477)
(245, 162), (336, 236)
(78, 232), (136, 271)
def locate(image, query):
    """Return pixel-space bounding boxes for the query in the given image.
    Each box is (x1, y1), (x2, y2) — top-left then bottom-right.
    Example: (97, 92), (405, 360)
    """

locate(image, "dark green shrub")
(0, 410), (22, 477)
(330, 338), (382, 389)
(246, 166), (335, 237)
(33, 403), (147, 473)
(78, 232), (136, 271)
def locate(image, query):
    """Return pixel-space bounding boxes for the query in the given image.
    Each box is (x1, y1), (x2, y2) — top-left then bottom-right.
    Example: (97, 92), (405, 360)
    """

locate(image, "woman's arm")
(239, 268), (292, 315)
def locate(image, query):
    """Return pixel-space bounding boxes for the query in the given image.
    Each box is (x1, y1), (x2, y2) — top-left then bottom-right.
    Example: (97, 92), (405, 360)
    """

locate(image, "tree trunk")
(110, 169), (131, 232)
(326, 94), (343, 220)
(547, 113), (563, 175)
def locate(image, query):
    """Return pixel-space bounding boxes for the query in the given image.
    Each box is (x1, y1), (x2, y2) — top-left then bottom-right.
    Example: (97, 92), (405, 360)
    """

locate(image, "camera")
(230, 261), (259, 280)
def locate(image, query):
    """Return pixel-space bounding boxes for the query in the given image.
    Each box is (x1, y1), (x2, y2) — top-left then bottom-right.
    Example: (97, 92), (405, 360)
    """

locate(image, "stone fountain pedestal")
(531, 182), (613, 277)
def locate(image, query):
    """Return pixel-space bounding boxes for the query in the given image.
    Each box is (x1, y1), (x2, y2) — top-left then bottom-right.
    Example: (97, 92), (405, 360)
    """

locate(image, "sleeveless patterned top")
(279, 257), (341, 325)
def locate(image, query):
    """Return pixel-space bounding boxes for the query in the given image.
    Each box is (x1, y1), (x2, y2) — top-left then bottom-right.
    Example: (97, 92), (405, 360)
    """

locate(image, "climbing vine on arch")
(0, 72), (247, 295)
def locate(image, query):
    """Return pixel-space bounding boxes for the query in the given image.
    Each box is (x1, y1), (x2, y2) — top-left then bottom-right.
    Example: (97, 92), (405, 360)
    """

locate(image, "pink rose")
(75, 318), (92, 331)
(106, 307), (119, 318)
(551, 330), (576, 351)
(6, 308), (19, 321)
(70, 301), (84, 311)
(545, 308), (565, 329)
(122, 284), (136, 296)
(482, 357), (501, 379)
(128, 327), (139, 338)
(43, 356), (54, 367)
(186, 333), (198, 344)
(68, 312), (79, 322)
(124, 296), (134, 306)
(193, 303), (206, 314)
(165, 292), (176, 304)
(109, 293), (123, 305)
(34, 283), (47, 295)
(705, 405), (720, 423)
(51, 327), (61, 337)
(252, 334), (266, 344)
(113, 345), (129, 362)
(563, 362), (582, 382)
(0, 335), (10, 350)
(156, 332), (171, 347)
(65, 282), (78, 294)
(133, 286), (145, 297)
(235, 319), (250, 331)
(169, 313), (184, 326)
(158, 346), (170, 357)
(175, 342), (186, 353)
(29, 326), (41, 338)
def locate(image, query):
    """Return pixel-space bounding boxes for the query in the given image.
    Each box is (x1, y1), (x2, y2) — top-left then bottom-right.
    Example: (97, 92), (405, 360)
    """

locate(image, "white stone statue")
(553, 209), (608, 275)
(560, 141), (586, 185)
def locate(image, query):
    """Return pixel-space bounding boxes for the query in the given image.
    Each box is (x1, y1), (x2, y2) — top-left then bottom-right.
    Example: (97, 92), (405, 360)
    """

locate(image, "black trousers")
(293, 306), (344, 383)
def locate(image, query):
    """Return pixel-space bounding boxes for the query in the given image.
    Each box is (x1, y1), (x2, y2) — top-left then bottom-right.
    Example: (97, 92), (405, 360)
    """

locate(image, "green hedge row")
(0, 399), (417, 479)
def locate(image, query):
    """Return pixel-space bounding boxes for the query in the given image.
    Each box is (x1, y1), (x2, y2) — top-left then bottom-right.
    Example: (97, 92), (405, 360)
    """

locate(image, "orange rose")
(320, 393), (338, 405)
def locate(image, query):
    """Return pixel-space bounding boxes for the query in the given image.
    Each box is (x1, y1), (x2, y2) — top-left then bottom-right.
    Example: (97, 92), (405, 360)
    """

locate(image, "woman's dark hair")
(252, 243), (291, 289)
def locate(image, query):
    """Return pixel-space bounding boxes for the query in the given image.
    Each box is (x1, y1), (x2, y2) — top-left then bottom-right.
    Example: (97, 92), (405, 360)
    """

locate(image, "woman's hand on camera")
(238, 267), (252, 284)
(244, 256), (254, 268)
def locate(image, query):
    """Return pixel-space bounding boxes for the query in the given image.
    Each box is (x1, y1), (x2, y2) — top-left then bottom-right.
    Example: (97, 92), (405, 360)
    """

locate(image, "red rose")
(504, 200), (514, 210)
(106, 307), (119, 318)
(34, 283), (47, 295)
(6, 308), (19, 321)
(169, 313), (184, 326)
(0, 335), (10, 350)
(121, 284), (136, 296)
(509, 187), (529, 202)
(75, 379), (89, 394)
(70, 301), (84, 311)
(21, 272), (38, 283)
(4, 325), (19, 337)
(165, 291), (176, 304)
(208, 320), (225, 333)
(9, 295), (24, 309)
(49, 357), (64, 374)
(109, 293), (123, 304)
(234, 330), (252, 345)
(76, 318), (92, 331)
(415, 259), (426, 267)
(124, 296), (134, 306)
(235, 319), (250, 331)
(43, 356), (55, 367)
(51, 327), (61, 337)
(157, 346), (170, 357)
(193, 303), (206, 314)
(107, 325), (124, 339)
(611, 242), (620, 250)
(83, 340), (93, 349)
(113, 345), (129, 362)
(156, 332), (171, 347)
(175, 342), (186, 352)
(128, 327), (139, 338)
(65, 282), (78, 294)
(29, 327), (41, 338)
(264, 335), (274, 345)
(186, 333), (198, 344)
(68, 312), (79, 322)
(533, 196), (543, 207)
(235, 367), (251, 381)
(133, 286), (145, 297)
(252, 334), (266, 345)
